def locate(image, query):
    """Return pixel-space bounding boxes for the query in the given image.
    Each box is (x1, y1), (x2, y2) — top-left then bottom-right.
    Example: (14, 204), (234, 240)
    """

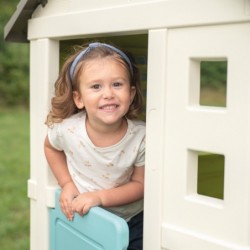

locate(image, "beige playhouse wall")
(27, 1), (250, 250)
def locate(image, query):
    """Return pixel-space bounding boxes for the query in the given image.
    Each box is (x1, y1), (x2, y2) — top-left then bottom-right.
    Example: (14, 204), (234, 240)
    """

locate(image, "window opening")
(197, 152), (225, 200)
(200, 61), (227, 107)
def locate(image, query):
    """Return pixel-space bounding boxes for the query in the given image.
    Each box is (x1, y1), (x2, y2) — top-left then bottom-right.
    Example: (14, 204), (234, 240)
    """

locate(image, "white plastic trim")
(45, 185), (60, 208)
(27, 179), (37, 200)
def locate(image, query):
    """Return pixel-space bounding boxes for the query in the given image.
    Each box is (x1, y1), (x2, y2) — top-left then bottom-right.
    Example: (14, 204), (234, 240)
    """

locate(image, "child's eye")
(91, 84), (101, 89)
(113, 82), (122, 88)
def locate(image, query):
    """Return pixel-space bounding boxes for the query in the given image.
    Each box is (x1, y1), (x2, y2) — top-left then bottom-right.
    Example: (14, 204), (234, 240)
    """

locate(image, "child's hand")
(59, 181), (79, 221)
(71, 192), (102, 216)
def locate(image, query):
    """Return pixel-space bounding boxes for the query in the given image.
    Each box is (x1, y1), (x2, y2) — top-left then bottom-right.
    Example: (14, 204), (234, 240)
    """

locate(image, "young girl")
(44, 42), (145, 249)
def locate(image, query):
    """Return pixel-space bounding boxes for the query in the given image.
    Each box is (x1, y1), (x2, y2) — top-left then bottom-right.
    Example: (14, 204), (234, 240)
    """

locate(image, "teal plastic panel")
(50, 190), (129, 250)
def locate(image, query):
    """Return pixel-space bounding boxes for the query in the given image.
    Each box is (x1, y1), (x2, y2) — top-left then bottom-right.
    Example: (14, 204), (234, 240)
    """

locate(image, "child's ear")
(130, 86), (136, 104)
(73, 91), (84, 109)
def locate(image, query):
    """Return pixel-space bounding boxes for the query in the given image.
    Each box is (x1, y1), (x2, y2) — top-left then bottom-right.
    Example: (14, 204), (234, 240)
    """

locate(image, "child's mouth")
(100, 104), (119, 111)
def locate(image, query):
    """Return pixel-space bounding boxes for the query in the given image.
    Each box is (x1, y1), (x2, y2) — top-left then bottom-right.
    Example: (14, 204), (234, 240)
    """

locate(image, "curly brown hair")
(45, 43), (144, 127)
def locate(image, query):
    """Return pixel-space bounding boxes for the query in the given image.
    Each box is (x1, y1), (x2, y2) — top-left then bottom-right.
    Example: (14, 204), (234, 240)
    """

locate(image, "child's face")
(73, 57), (136, 127)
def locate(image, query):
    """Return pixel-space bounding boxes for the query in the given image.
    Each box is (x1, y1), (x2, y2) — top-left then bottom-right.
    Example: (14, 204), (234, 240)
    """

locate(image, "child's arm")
(44, 135), (79, 220)
(71, 166), (144, 216)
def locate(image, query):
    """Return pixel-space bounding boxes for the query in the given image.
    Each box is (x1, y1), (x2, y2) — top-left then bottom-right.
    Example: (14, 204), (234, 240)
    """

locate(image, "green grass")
(198, 154), (224, 200)
(0, 108), (30, 250)
(200, 86), (227, 107)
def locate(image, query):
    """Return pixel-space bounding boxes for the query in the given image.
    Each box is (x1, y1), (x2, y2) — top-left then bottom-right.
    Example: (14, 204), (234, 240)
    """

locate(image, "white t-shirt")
(47, 111), (145, 221)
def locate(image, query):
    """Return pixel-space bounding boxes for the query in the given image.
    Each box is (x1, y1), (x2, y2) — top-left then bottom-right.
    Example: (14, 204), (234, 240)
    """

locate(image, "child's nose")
(103, 86), (114, 99)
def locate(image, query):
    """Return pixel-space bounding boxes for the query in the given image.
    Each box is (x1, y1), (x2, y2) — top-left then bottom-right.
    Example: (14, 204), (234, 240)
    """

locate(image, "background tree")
(0, 0), (29, 108)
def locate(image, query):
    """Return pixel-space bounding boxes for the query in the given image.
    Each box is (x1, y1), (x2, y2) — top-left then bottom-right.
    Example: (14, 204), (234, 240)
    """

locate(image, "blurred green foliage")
(201, 61), (227, 89)
(0, 0), (29, 108)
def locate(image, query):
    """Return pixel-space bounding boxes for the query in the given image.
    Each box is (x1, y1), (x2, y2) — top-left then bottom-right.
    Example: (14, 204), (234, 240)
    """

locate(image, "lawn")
(0, 108), (30, 250)
(198, 153), (224, 200)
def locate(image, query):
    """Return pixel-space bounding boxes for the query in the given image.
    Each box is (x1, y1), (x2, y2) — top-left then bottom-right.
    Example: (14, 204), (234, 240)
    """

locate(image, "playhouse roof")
(4, 0), (47, 43)
(5, 0), (250, 44)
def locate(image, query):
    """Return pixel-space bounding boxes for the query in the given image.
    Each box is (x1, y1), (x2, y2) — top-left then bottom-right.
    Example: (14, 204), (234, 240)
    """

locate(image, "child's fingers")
(72, 203), (90, 216)
(72, 197), (92, 216)
(81, 204), (91, 215)
(72, 192), (101, 216)
(60, 199), (74, 220)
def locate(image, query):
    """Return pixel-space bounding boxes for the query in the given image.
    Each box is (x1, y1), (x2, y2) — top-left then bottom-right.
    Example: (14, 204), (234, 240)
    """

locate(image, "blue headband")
(69, 42), (133, 84)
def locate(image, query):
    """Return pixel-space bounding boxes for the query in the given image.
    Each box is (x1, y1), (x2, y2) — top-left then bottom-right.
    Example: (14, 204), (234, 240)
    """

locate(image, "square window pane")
(200, 61), (227, 107)
(197, 152), (225, 200)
